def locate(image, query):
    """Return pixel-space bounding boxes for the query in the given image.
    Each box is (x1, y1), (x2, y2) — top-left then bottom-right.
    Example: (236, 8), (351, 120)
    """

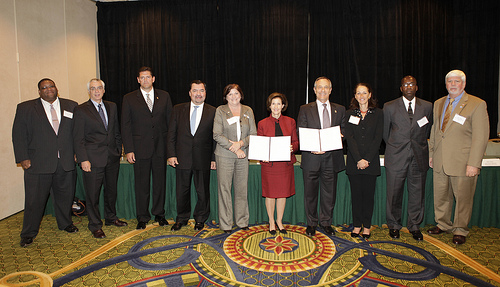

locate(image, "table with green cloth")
(44, 162), (500, 228)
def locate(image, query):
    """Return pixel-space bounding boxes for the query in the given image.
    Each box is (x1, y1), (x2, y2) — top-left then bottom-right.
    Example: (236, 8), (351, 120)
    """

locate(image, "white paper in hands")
(248, 135), (291, 161)
(299, 126), (343, 152)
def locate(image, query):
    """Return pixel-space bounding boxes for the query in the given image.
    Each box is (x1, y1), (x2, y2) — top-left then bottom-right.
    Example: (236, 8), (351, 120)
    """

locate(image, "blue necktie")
(191, 106), (199, 136)
(98, 104), (108, 130)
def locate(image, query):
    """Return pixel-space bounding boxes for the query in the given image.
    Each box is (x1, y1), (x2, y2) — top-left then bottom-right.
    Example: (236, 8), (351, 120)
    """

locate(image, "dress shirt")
(316, 99), (331, 129)
(190, 102), (204, 133)
(41, 97), (61, 129)
(140, 88), (155, 106)
(440, 91), (464, 127)
(402, 96), (416, 114)
(90, 99), (108, 123)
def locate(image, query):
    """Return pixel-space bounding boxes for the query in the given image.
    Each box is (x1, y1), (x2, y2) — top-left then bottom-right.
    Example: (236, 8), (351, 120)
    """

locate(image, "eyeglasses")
(90, 86), (104, 91)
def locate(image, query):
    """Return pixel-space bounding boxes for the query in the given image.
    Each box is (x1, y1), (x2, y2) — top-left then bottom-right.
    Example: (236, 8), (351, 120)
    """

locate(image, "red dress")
(258, 115), (299, 198)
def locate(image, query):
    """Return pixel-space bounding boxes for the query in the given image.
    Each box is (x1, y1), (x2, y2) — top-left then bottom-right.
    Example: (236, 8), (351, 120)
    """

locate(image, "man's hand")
(466, 165), (479, 177)
(357, 159), (369, 170)
(81, 161), (91, 172)
(167, 157), (179, 167)
(126, 152), (136, 164)
(429, 158), (433, 168)
(20, 159), (31, 170)
(211, 161), (216, 170)
(235, 149), (246, 159)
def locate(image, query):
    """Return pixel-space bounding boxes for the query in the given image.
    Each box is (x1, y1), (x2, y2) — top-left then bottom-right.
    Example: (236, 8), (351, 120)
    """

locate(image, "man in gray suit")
(383, 75), (433, 241)
(12, 78), (79, 247)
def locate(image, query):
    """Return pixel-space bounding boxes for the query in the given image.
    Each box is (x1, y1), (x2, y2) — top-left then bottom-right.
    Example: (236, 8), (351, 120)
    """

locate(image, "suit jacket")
(297, 101), (346, 172)
(257, 115), (299, 165)
(383, 97), (433, 172)
(345, 108), (383, 175)
(429, 92), (489, 176)
(12, 97), (77, 173)
(73, 100), (122, 167)
(213, 104), (257, 158)
(121, 88), (172, 159)
(167, 102), (216, 170)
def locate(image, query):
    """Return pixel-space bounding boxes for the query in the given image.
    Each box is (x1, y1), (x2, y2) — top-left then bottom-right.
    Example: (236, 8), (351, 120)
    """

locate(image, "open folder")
(248, 135), (291, 161)
(298, 126), (342, 152)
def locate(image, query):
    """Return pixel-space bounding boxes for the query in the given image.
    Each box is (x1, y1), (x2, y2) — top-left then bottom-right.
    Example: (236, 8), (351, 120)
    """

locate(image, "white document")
(248, 135), (291, 161)
(299, 126), (343, 152)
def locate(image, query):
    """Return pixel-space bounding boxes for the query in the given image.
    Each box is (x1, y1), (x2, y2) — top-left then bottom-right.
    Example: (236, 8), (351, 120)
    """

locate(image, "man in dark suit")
(383, 75), (433, 241)
(297, 76), (346, 236)
(73, 78), (128, 239)
(121, 67), (173, 229)
(167, 80), (216, 231)
(12, 78), (79, 248)
(428, 70), (489, 245)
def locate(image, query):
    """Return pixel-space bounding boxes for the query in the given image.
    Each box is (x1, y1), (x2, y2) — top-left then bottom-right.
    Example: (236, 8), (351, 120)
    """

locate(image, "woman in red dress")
(258, 93), (299, 235)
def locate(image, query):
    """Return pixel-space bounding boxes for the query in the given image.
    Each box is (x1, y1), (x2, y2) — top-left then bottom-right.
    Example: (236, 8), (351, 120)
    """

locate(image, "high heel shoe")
(351, 227), (362, 238)
(276, 223), (287, 234)
(362, 228), (371, 239)
(269, 224), (277, 235)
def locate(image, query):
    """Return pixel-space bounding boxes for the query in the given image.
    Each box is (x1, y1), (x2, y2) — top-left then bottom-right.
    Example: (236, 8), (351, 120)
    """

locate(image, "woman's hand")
(235, 149), (246, 159)
(357, 159), (369, 170)
(229, 140), (243, 152)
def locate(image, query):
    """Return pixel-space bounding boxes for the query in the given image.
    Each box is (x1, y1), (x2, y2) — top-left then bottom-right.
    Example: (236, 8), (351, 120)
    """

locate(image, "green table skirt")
(45, 164), (500, 228)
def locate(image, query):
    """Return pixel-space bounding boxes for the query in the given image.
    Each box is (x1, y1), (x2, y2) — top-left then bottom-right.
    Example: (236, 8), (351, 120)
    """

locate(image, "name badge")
(348, 115), (360, 125)
(63, 110), (73, 119)
(417, 116), (429, 127)
(453, 114), (466, 125)
(227, 116), (239, 125)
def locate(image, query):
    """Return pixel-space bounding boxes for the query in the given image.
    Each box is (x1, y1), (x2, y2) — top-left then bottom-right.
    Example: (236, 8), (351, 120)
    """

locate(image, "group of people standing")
(12, 67), (488, 248)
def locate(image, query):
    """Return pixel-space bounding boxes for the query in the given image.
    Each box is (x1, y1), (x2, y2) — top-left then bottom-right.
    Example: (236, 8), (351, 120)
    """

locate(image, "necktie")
(98, 103), (108, 130)
(408, 102), (414, 120)
(146, 94), (153, 112)
(441, 98), (454, 131)
(191, 105), (199, 136)
(50, 104), (59, 135)
(322, 103), (331, 129)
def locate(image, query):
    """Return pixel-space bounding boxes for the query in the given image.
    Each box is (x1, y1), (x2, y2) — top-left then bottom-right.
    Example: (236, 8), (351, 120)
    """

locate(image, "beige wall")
(0, 0), (97, 220)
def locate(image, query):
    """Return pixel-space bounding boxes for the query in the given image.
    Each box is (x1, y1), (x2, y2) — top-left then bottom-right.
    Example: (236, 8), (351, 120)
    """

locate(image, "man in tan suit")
(428, 70), (489, 245)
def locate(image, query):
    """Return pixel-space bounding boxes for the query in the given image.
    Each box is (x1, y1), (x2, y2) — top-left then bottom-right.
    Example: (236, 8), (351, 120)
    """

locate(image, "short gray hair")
(445, 70), (466, 83)
(87, 78), (105, 91)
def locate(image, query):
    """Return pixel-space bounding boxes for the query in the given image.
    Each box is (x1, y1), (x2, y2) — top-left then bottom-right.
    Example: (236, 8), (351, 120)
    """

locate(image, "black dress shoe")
(64, 224), (79, 233)
(351, 227), (362, 238)
(276, 224), (287, 234)
(320, 225), (335, 236)
(240, 226), (249, 230)
(411, 230), (423, 241)
(92, 229), (106, 239)
(427, 226), (445, 235)
(171, 222), (183, 231)
(389, 229), (400, 239)
(194, 222), (204, 231)
(155, 217), (169, 226)
(306, 225), (316, 236)
(105, 219), (128, 227)
(361, 233), (371, 239)
(20, 237), (33, 248)
(222, 229), (232, 234)
(453, 235), (466, 245)
(269, 229), (277, 235)
(136, 221), (147, 230)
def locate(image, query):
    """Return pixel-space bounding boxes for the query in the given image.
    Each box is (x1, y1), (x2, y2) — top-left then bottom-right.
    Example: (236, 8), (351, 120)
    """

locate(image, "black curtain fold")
(97, 0), (499, 136)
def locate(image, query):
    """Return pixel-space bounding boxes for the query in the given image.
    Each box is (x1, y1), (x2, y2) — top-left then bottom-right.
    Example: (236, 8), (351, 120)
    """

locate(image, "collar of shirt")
(140, 88), (155, 105)
(316, 99), (331, 128)
(402, 96), (416, 113)
(91, 99), (108, 121)
(41, 97), (61, 122)
(445, 91), (464, 112)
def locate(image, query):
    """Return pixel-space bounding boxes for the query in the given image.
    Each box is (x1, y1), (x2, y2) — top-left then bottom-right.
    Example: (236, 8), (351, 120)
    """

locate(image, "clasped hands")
(229, 140), (246, 158)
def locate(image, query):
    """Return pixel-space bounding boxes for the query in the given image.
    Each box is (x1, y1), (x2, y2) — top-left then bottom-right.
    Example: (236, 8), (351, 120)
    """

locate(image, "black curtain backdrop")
(97, 0), (499, 137)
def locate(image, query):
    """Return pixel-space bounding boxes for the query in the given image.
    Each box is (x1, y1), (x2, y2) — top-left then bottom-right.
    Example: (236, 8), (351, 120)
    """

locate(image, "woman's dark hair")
(349, 83), (378, 109)
(223, 84), (244, 103)
(266, 92), (288, 112)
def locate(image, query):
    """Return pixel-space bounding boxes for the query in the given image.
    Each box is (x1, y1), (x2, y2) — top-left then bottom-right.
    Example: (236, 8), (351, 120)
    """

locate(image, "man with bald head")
(428, 70), (489, 245)
(383, 75), (433, 241)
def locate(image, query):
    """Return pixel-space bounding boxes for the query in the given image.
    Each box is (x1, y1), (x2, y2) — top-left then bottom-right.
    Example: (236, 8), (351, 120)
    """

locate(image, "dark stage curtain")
(97, 0), (499, 136)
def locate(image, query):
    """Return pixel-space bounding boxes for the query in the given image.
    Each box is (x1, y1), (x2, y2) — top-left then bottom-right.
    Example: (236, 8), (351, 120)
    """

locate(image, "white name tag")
(348, 115), (360, 125)
(453, 114), (466, 125)
(227, 116), (238, 125)
(417, 116), (429, 127)
(63, 110), (73, 119)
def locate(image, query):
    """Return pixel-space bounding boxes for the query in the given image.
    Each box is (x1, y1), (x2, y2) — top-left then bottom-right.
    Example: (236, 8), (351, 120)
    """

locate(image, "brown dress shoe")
(92, 229), (106, 239)
(105, 219), (128, 227)
(427, 226), (445, 235)
(452, 235), (466, 245)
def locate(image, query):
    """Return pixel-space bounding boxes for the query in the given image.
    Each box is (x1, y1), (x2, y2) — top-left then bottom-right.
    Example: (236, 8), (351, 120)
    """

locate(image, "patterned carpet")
(1, 212), (500, 286)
